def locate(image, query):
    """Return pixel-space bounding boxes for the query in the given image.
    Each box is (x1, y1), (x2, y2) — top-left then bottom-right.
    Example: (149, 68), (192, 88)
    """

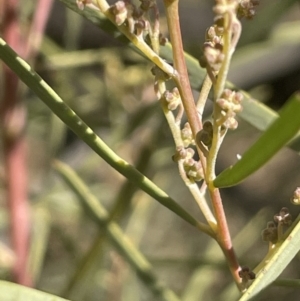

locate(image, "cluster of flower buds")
(181, 122), (195, 148)
(172, 146), (203, 182)
(262, 207), (293, 245)
(238, 266), (256, 287)
(163, 88), (181, 111)
(291, 187), (300, 205)
(158, 33), (168, 46)
(261, 221), (278, 244)
(199, 21), (224, 74)
(237, 0), (260, 19)
(109, 0), (150, 36)
(216, 89), (243, 130)
(151, 65), (171, 82)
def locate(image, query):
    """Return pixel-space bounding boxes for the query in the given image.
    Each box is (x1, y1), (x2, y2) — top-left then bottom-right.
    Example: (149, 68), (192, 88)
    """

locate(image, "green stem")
(157, 81), (216, 232)
(205, 10), (242, 289)
(0, 37), (213, 235)
(213, 12), (234, 101)
(196, 74), (212, 117)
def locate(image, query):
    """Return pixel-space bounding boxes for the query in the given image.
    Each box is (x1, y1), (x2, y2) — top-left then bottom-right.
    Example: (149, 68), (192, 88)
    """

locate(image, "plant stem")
(163, 0), (201, 136)
(210, 189), (242, 289)
(163, 0), (241, 288)
(0, 37), (213, 235)
(163, 0), (208, 184)
(178, 162), (217, 231)
(1, 0), (31, 285)
(204, 8), (242, 289)
(196, 74), (212, 117)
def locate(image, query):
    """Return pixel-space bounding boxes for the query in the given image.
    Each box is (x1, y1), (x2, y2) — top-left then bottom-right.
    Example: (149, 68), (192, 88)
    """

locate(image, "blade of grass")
(0, 36), (212, 234)
(0, 280), (70, 301)
(214, 92), (300, 188)
(53, 160), (181, 301)
(239, 214), (300, 301)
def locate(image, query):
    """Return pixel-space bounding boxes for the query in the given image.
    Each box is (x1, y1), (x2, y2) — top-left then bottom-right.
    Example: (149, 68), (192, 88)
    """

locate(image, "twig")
(0, 37), (213, 235)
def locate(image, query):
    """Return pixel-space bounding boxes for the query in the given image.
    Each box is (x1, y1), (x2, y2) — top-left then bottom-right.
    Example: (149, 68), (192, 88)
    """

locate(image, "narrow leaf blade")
(239, 214), (300, 301)
(214, 92), (300, 188)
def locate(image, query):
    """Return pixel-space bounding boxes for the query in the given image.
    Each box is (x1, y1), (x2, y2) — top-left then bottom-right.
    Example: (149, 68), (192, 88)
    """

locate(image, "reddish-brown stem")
(24, 0), (54, 60)
(1, 0), (52, 286)
(4, 133), (31, 285)
(1, 0), (31, 286)
(163, 0), (207, 174)
(163, 0), (242, 290)
(210, 189), (242, 289)
(163, 0), (201, 136)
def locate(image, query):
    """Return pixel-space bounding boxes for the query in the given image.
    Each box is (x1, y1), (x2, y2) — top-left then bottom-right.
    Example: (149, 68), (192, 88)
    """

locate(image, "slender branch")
(0, 37), (213, 235)
(149, 8), (216, 234)
(203, 2), (242, 289)
(163, 0), (201, 136)
(213, 10), (236, 101)
(196, 74), (212, 118)
(178, 161), (217, 231)
(1, 0), (31, 285)
(156, 72), (216, 233)
(24, 0), (54, 60)
(210, 189), (242, 288)
(163, 0), (208, 192)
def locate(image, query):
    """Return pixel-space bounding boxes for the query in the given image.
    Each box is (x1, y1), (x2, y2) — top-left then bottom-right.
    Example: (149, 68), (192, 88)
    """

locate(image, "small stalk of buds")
(262, 207), (293, 251)
(239, 266), (256, 290)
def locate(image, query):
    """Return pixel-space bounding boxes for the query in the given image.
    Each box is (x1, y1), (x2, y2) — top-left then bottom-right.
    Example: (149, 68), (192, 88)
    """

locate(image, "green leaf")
(0, 281), (70, 301)
(214, 92), (300, 188)
(238, 214), (300, 301)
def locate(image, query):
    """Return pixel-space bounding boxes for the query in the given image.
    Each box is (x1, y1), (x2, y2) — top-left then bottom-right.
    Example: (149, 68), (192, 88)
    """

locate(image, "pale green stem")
(205, 6), (242, 289)
(0, 36), (213, 235)
(177, 160), (217, 231)
(196, 74), (212, 118)
(213, 10), (235, 101)
(157, 81), (216, 233)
